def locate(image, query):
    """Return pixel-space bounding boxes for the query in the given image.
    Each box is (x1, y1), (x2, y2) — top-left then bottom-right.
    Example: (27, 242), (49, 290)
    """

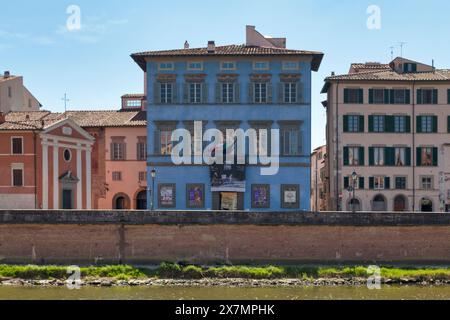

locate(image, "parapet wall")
(0, 210), (449, 265)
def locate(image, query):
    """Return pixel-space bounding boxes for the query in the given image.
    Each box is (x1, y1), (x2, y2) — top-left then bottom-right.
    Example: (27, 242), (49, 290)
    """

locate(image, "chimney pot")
(207, 41), (215, 53)
(184, 41), (189, 49)
(4, 71), (10, 78)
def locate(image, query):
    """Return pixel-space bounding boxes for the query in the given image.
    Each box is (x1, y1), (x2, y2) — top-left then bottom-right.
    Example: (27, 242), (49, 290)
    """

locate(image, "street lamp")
(150, 168), (156, 211)
(351, 171), (358, 213)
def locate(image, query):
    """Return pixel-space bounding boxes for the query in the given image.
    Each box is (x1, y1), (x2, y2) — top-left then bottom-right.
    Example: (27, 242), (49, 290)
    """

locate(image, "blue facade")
(141, 53), (319, 211)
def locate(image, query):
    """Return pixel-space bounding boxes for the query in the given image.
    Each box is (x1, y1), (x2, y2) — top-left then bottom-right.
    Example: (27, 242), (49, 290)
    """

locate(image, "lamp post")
(150, 168), (156, 211)
(351, 171), (358, 213)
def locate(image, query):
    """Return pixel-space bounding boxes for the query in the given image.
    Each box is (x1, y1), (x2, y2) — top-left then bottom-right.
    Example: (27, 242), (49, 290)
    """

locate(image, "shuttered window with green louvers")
(344, 88), (364, 104)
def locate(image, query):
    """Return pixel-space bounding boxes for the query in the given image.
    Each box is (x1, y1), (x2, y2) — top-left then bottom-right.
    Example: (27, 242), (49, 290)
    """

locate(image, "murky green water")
(0, 285), (449, 300)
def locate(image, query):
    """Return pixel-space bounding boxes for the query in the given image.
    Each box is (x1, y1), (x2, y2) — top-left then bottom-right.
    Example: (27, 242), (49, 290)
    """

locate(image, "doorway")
(136, 190), (147, 210)
(393, 195), (407, 211)
(420, 198), (433, 212)
(62, 189), (73, 209)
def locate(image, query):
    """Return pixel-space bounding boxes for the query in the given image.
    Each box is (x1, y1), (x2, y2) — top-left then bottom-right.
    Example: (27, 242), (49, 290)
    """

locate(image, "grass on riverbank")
(0, 263), (449, 281)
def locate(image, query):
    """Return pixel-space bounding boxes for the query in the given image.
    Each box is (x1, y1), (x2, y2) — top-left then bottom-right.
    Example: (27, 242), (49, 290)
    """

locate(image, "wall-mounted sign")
(210, 164), (245, 192)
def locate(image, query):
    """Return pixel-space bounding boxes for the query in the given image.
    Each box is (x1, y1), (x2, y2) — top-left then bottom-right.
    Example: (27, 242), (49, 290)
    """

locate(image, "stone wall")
(0, 210), (449, 265)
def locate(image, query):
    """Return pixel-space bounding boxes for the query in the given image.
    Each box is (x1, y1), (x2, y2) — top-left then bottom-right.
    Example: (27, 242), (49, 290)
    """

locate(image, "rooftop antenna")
(61, 93), (70, 113)
(389, 46), (395, 60)
(399, 42), (407, 58)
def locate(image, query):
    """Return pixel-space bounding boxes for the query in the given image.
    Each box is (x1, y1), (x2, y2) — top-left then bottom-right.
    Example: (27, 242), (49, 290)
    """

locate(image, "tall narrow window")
(348, 147), (360, 166)
(284, 82), (297, 103)
(12, 167), (23, 187)
(394, 147), (406, 166)
(394, 116), (406, 133)
(137, 137), (147, 161)
(222, 83), (234, 103)
(189, 83), (202, 103)
(374, 147), (385, 166)
(280, 126), (301, 156)
(373, 115), (385, 132)
(254, 83), (267, 103)
(160, 83), (173, 104)
(111, 137), (126, 161)
(11, 137), (23, 155)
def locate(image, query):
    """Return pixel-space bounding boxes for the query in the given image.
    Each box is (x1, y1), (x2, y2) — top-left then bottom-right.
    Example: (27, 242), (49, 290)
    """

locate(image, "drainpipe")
(335, 81), (340, 211)
(33, 130), (38, 209)
(412, 81), (416, 212)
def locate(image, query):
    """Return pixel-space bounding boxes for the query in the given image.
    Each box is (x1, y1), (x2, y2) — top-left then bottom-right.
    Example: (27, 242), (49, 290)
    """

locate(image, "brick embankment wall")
(0, 211), (449, 265)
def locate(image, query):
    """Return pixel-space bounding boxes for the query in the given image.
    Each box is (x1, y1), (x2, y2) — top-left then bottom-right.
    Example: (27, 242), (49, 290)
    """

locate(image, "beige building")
(0, 71), (41, 113)
(311, 145), (327, 211)
(322, 57), (450, 212)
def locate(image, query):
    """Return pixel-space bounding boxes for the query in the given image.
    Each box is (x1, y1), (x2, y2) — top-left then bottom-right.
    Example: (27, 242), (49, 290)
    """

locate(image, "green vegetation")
(0, 263), (449, 281)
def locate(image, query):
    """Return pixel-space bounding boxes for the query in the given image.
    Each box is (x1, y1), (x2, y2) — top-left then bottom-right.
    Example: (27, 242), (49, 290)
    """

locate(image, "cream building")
(311, 145), (327, 211)
(322, 57), (450, 212)
(0, 71), (41, 113)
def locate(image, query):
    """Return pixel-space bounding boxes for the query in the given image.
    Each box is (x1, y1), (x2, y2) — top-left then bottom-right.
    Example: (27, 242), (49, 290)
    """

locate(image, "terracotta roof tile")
(131, 44), (323, 71)
(326, 69), (450, 82)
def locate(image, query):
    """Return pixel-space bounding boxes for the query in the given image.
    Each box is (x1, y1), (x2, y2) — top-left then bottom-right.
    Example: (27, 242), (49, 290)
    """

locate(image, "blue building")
(131, 26), (323, 211)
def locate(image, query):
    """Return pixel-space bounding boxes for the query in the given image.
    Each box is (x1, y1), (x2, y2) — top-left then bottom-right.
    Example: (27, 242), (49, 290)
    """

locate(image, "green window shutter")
(359, 115), (365, 132)
(385, 177), (391, 190)
(359, 177), (365, 189)
(369, 177), (374, 189)
(416, 148), (422, 166)
(417, 89), (422, 104)
(384, 89), (390, 104)
(433, 147), (438, 166)
(343, 89), (349, 103)
(433, 89), (438, 104)
(448, 89), (450, 104)
(358, 89), (364, 104)
(405, 89), (411, 104)
(386, 116), (394, 133)
(343, 147), (349, 166)
(359, 147), (365, 166)
(416, 116), (422, 133)
(369, 89), (374, 104)
(405, 116), (411, 133)
(412, 64), (417, 72)
(405, 147), (411, 166)
(369, 147), (374, 166)
(432, 116), (438, 133)
(448, 116), (450, 133)
(368, 115), (374, 132)
(403, 64), (408, 73)
(344, 177), (349, 189)
(343, 115), (349, 132)
(389, 89), (395, 104)
(384, 147), (393, 166)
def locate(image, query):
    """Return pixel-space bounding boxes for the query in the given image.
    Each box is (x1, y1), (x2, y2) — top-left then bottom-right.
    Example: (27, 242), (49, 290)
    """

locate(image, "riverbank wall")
(0, 210), (449, 265)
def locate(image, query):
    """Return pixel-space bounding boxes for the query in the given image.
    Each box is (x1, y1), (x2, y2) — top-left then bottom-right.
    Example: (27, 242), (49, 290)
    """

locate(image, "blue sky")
(1, 0), (448, 148)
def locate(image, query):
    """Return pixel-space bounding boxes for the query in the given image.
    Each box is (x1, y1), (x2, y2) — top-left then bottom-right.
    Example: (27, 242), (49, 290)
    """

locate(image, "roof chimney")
(3, 71), (10, 78)
(207, 41), (215, 53)
(184, 41), (189, 49)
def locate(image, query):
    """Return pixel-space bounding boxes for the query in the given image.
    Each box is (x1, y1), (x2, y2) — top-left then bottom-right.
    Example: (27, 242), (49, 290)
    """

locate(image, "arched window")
(348, 198), (361, 212)
(372, 194), (387, 211)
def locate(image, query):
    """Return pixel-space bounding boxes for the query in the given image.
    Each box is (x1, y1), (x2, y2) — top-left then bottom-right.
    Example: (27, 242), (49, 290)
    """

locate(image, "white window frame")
(347, 115), (360, 133)
(189, 83), (202, 103)
(374, 147), (385, 166)
(282, 61), (299, 71)
(348, 146), (360, 166)
(187, 61), (203, 71)
(254, 82), (267, 103)
(126, 100), (142, 108)
(222, 82), (234, 103)
(394, 147), (406, 166)
(374, 176), (385, 190)
(394, 115), (406, 133)
(420, 175), (433, 190)
(11, 136), (24, 155)
(284, 82), (297, 103)
(158, 62), (174, 71)
(112, 143), (124, 160)
(220, 61), (236, 71)
(253, 61), (269, 71)
(160, 83), (173, 104)
(11, 163), (24, 187)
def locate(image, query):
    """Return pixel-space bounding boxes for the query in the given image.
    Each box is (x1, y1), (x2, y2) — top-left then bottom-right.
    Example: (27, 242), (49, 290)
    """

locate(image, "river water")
(0, 285), (449, 300)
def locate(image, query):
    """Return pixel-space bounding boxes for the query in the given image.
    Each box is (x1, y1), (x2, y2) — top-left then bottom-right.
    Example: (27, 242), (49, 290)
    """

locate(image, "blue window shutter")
(153, 130), (160, 154)
(267, 82), (273, 103)
(202, 83), (209, 103)
(215, 83), (222, 103)
(248, 83), (254, 103)
(234, 83), (240, 103)
(154, 82), (161, 104)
